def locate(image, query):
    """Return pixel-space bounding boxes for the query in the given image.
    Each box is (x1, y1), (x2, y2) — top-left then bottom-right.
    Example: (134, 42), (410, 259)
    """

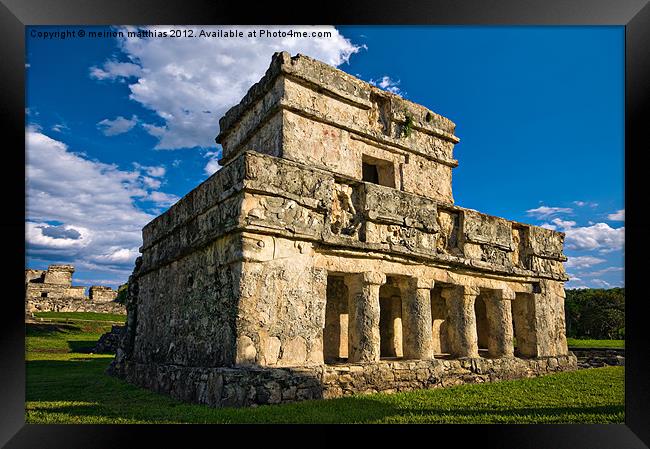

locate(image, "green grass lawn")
(25, 312), (625, 424)
(33, 311), (126, 323)
(566, 338), (624, 349)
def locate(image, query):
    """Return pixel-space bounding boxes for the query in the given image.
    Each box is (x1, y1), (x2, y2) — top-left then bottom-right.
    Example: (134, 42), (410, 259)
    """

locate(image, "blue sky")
(25, 26), (624, 289)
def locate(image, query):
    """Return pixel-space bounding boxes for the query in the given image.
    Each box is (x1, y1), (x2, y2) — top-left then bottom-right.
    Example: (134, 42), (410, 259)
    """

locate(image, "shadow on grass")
(67, 340), (97, 353)
(26, 358), (625, 424)
(26, 322), (81, 337)
(33, 400), (623, 424)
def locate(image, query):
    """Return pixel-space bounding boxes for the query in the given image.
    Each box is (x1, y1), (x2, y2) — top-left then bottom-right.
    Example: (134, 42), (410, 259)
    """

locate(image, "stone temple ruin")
(25, 264), (124, 314)
(110, 52), (576, 407)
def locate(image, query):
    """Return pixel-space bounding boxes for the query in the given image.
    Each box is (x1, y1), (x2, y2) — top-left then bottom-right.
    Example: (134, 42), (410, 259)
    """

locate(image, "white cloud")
(148, 191), (179, 206)
(369, 75), (403, 96)
(572, 200), (598, 208)
(526, 206), (573, 219)
(204, 150), (221, 176)
(97, 115), (138, 136)
(27, 222), (91, 249)
(540, 218), (576, 231)
(133, 163), (166, 178)
(582, 266), (624, 277)
(51, 123), (69, 133)
(91, 26), (363, 150)
(90, 247), (141, 264)
(551, 218), (576, 229)
(538, 216), (624, 253)
(591, 279), (612, 288)
(90, 60), (142, 80)
(145, 166), (165, 177)
(142, 176), (161, 189)
(26, 129), (178, 276)
(607, 209), (625, 221)
(564, 256), (606, 269)
(564, 223), (624, 252)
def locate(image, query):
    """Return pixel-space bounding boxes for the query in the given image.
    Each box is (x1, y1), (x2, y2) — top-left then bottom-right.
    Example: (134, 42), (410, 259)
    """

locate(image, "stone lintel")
(497, 288), (517, 301)
(396, 277), (435, 291)
(345, 271), (386, 287)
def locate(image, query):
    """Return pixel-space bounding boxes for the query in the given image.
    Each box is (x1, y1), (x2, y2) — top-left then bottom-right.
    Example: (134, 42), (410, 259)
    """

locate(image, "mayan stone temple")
(110, 52), (577, 407)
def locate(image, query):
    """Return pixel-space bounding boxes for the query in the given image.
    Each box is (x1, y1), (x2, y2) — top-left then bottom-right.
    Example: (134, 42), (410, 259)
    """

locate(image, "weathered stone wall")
(217, 52), (460, 205)
(235, 151), (567, 281)
(26, 296), (125, 315)
(236, 237), (327, 367)
(111, 354), (576, 408)
(115, 150), (569, 370)
(92, 325), (126, 354)
(89, 286), (118, 302)
(25, 264), (101, 313)
(133, 235), (242, 368)
(42, 264), (75, 286)
(25, 284), (86, 300)
(25, 269), (45, 283)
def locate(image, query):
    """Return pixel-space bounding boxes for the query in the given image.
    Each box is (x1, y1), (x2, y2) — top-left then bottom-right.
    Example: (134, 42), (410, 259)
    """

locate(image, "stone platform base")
(26, 298), (126, 315)
(570, 348), (625, 369)
(109, 354), (577, 408)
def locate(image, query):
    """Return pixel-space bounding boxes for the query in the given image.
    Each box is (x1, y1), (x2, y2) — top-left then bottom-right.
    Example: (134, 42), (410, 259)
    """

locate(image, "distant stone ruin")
(25, 264), (125, 315)
(89, 286), (118, 302)
(110, 52), (576, 408)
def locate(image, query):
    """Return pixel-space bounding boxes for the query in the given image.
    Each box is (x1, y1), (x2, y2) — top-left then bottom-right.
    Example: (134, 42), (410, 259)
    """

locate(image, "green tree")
(565, 288), (624, 339)
(115, 282), (129, 305)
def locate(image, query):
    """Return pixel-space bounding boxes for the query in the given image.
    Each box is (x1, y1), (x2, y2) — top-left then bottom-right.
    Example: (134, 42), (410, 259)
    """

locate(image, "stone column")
(398, 277), (434, 360)
(441, 285), (480, 358)
(484, 289), (515, 358)
(344, 272), (386, 363)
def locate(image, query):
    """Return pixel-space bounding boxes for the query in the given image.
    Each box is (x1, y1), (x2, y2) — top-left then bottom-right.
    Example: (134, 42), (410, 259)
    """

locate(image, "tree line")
(564, 288), (625, 340)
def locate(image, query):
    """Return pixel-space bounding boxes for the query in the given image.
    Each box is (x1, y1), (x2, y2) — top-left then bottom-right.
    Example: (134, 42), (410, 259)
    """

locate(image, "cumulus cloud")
(607, 209), (625, 221)
(90, 25), (363, 150)
(546, 217), (624, 253)
(26, 128), (178, 276)
(27, 222), (91, 249)
(369, 75), (403, 96)
(526, 206), (573, 219)
(39, 224), (82, 240)
(564, 223), (624, 252)
(564, 256), (606, 269)
(97, 115), (138, 136)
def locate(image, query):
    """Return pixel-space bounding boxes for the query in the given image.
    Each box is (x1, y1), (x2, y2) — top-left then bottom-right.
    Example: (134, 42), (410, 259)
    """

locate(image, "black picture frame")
(2, 1), (647, 447)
